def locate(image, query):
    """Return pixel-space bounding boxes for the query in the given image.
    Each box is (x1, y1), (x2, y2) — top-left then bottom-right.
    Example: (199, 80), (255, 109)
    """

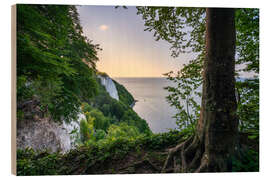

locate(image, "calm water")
(114, 77), (179, 133)
(115, 77), (245, 133)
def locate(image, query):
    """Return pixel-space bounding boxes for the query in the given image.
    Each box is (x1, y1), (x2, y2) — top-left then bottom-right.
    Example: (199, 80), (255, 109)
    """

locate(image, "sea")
(114, 77), (183, 133)
(114, 77), (249, 133)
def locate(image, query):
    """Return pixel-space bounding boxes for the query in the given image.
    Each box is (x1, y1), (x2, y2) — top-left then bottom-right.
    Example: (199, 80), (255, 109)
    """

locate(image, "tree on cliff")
(137, 7), (240, 172)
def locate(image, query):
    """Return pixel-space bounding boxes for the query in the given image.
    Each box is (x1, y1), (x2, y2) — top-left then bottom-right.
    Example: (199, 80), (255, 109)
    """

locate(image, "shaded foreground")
(17, 130), (258, 175)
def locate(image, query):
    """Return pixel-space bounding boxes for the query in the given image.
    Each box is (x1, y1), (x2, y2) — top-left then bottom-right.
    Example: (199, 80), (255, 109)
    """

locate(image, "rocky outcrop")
(98, 75), (119, 100)
(17, 99), (84, 153)
(16, 75), (133, 153)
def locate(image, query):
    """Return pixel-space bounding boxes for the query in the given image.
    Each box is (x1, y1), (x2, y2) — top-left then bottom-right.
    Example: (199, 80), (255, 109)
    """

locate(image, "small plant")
(164, 59), (202, 134)
(232, 148), (259, 172)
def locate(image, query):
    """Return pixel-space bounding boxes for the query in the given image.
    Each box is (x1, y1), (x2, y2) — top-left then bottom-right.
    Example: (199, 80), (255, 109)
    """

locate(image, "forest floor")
(70, 134), (259, 174)
(71, 133), (258, 174)
(73, 146), (173, 174)
(17, 131), (259, 175)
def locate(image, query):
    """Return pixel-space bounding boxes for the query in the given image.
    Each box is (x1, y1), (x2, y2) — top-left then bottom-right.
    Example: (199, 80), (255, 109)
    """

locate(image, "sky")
(77, 6), (195, 78)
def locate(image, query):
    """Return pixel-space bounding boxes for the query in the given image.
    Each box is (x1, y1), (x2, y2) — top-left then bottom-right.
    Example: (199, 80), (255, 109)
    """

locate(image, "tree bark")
(162, 8), (238, 172)
(196, 8), (238, 172)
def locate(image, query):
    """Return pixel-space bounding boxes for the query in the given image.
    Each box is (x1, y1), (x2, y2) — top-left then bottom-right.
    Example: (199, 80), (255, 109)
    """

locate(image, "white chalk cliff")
(17, 108), (85, 153)
(17, 75), (121, 153)
(98, 75), (119, 100)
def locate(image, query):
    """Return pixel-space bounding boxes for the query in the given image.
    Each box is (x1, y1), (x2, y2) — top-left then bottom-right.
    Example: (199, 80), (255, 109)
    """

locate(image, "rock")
(98, 75), (119, 100)
(17, 100), (84, 153)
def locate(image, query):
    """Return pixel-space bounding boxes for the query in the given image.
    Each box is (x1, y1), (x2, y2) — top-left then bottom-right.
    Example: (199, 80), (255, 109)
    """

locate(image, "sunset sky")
(77, 6), (195, 78)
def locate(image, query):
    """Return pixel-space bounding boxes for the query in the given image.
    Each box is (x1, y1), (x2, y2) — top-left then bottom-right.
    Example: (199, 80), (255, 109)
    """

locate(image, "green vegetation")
(137, 7), (259, 172)
(16, 128), (258, 175)
(16, 5), (259, 175)
(113, 79), (135, 106)
(232, 148), (259, 172)
(16, 3), (150, 136)
(17, 130), (186, 175)
(89, 77), (151, 135)
(16, 5), (152, 175)
(17, 4), (99, 123)
(237, 78), (259, 139)
(96, 71), (109, 77)
(78, 99), (151, 145)
(137, 7), (259, 135)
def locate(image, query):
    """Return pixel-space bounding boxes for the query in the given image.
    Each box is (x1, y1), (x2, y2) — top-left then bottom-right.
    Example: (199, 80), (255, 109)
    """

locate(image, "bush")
(106, 123), (140, 139)
(17, 148), (61, 175)
(80, 119), (94, 143)
(81, 102), (93, 113)
(236, 78), (259, 138)
(232, 148), (259, 172)
(16, 130), (186, 175)
(93, 129), (106, 141)
(88, 109), (110, 131)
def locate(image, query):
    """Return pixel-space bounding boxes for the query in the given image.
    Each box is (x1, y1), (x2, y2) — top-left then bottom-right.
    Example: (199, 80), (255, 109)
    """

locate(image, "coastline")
(130, 100), (138, 108)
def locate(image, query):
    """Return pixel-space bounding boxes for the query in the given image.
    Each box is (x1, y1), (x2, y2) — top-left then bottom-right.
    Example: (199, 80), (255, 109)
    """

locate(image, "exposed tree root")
(161, 131), (243, 173)
(161, 135), (209, 173)
(162, 135), (197, 173)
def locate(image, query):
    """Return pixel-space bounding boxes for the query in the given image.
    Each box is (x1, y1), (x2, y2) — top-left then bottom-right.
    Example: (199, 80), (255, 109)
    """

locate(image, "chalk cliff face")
(17, 75), (121, 153)
(98, 75), (119, 100)
(17, 99), (85, 153)
(17, 115), (84, 153)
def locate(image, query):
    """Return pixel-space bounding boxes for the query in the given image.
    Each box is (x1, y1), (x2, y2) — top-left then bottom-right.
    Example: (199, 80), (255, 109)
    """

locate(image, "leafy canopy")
(17, 5), (101, 122)
(137, 7), (259, 135)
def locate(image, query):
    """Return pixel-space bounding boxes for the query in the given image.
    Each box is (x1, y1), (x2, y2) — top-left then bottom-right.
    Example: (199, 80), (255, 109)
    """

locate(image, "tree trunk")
(196, 7), (238, 172)
(162, 8), (238, 172)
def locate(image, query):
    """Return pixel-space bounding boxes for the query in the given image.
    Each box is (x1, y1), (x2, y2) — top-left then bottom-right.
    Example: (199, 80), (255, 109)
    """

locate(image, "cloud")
(99, 24), (109, 31)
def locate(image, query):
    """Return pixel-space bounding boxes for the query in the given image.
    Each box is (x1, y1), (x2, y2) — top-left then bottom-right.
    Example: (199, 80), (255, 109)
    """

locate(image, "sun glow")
(99, 24), (109, 31)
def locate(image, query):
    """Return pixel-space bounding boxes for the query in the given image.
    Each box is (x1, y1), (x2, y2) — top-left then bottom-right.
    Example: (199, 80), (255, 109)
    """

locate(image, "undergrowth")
(17, 130), (185, 175)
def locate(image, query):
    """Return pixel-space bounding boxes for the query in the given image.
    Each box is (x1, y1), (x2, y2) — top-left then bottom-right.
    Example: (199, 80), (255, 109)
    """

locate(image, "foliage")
(17, 4), (100, 123)
(137, 7), (259, 136)
(81, 102), (94, 113)
(136, 7), (206, 57)
(106, 123), (140, 140)
(137, 7), (259, 74)
(113, 79), (135, 106)
(90, 80), (151, 134)
(80, 97), (151, 143)
(136, 130), (187, 150)
(164, 67), (202, 133)
(16, 5), (260, 174)
(80, 107), (109, 142)
(137, 7), (205, 132)
(17, 148), (61, 175)
(87, 109), (110, 131)
(236, 78), (259, 139)
(93, 129), (107, 141)
(232, 148), (259, 172)
(17, 75), (34, 103)
(91, 79), (127, 120)
(121, 109), (151, 134)
(17, 128), (259, 175)
(96, 71), (109, 77)
(80, 119), (94, 143)
(17, 130), (185, 175)
(235, 8), (259, 73)
(234, 8), (259, 139)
